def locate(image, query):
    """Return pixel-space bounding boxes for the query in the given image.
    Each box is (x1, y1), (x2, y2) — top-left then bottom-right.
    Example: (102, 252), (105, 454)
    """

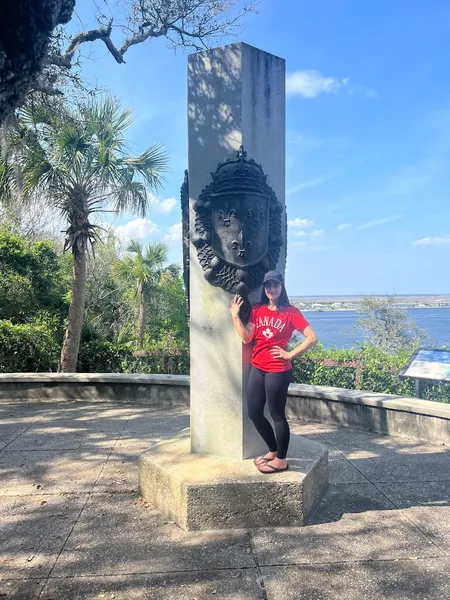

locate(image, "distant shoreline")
(291, 294), (450, 303)
(300, 306), (450, 313)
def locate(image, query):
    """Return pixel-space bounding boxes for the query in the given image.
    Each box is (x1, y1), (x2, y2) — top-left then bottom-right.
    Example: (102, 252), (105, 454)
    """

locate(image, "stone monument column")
(188, 42), (286, 460)
(139, 42), (328, 531)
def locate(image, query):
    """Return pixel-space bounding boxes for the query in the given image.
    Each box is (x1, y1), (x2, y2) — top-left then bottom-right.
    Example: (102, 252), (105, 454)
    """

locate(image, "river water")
(301, 308), (450, 349)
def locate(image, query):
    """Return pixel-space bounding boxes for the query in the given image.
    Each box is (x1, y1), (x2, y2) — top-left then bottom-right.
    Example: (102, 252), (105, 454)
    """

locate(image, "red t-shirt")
(248, 304), (309, 372)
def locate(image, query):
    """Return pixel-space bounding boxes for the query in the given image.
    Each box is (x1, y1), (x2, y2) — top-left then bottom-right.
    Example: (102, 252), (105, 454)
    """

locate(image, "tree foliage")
(1, 95), (169, 371)
(0, 0), (75, 125)
(355, 295), (430, 354)
(57, 0), (256, 67)
(113, 240), (180, 347)
(0, 230), (68, 323)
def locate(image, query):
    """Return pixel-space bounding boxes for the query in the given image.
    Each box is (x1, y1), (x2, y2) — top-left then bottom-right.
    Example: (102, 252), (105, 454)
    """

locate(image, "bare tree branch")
(65, 19), (125, 65)
(59, 0), (258, 70)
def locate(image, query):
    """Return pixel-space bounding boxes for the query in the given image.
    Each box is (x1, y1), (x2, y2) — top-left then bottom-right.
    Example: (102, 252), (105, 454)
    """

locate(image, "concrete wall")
(0, 374), (189, 406)
(0, 374), (448, 445)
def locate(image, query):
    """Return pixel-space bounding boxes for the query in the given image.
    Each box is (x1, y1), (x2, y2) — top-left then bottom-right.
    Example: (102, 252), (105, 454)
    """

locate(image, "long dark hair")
(260, 283), (291, 307)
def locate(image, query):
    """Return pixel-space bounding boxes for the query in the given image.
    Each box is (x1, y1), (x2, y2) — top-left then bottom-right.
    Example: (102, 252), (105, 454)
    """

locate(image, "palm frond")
(0, 159), (19, 204)
(126, 239), (143, 256)
(113, 256), (137, 283)
(144, 241), (171, 266)
(120, 144), (169, 190)
(112, 180), (149, 217)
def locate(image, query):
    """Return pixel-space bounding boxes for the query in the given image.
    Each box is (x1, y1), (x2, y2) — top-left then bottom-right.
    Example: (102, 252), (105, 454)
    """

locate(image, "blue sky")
(67, 0), (450, 295)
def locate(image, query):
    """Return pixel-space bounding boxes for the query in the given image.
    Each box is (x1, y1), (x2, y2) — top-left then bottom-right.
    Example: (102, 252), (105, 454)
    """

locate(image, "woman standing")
(230, 270), (318, 473)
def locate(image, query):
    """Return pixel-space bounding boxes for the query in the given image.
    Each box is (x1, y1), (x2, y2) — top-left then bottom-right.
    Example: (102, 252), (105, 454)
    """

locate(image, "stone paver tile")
(288, 424), (344, 461)
(0, 450), (109, 496)
(308, 483), (396, 524)
(346, 453), (450, 483)
(118, 426), (189, 444)
(402, 506), (450, 553)
(94, 455), (139, 493)
(0, 494), (85, 579)
(0, 579), (44, 600)
(0, 405), (50, 423)
(94, 438), (163, 492)
(321, 427), (449, 458)
(121, 412), (189, 436)
(42, 570), (263, 600)
(112, 438), (154, 458)
(0, 424), (32, 451)
(378, 481), (450, 509)
(52, 493), (255, 576)
(261, 558), (450, 600)
(328, 457), (368, 484)
(252, 510), (441, 567)
(289, 421), (340, 435)
(33, 415), (131, 435)
(5, 426), (120, 452)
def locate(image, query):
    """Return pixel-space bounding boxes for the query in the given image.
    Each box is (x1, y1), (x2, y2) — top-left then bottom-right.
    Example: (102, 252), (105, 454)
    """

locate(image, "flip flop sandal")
(253, 456), (274, 467)
(257, 463), (289, 474)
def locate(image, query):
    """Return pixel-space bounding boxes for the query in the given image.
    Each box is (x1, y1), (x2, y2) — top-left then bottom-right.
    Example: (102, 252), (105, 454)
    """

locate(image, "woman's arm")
(270, 325), (318, 360)
(230, 295), (255, 344)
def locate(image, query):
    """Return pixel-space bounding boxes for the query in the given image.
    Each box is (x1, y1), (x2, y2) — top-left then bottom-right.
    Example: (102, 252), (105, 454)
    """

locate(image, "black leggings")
(247, 366), (293, 460)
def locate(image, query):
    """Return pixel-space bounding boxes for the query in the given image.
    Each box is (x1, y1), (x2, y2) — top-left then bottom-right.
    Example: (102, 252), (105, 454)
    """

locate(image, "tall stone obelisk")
(139, 43), (328, 531)
(188, 42), (286, 460)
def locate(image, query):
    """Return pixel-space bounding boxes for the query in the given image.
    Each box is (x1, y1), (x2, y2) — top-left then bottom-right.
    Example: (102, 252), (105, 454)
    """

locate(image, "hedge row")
(0, 321), (448, 402)
(0, 320), (59, 372)
(0, 325), (189, 375)
(292, 346), (450, 403)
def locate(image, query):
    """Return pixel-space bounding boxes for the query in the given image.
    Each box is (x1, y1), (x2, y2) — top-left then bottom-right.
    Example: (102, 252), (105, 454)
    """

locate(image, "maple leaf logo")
(262, 328), (274, 339)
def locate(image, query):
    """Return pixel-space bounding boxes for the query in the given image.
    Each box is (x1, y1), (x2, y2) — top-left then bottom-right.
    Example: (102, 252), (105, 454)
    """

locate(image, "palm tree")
(3, 97), (168, 371)
(114, 240), (179, 348)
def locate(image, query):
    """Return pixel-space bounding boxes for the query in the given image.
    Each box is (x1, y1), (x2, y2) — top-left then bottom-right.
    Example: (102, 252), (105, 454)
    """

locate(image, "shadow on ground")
(0, 402), (449, 600)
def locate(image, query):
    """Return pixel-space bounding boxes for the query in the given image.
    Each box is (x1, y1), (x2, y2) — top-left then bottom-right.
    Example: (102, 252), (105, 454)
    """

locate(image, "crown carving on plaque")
(211, 145), (268, 195)
(192, 146), (284, 307)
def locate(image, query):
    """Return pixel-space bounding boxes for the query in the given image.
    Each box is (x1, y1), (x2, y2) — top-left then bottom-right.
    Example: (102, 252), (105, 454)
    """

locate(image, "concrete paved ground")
(0, 401), (449, 600)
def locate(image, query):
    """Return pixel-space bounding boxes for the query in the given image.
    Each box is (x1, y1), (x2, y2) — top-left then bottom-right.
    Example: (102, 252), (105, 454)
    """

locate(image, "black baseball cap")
(263, 270), (284, 285)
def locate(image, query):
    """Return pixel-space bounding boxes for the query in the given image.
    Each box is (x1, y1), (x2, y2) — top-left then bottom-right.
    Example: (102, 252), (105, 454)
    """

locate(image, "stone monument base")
(138, 431), (328, 530)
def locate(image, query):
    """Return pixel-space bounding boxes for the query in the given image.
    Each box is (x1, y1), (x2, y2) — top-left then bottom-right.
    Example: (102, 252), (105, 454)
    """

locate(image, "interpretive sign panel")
(400, 349), (450, 383)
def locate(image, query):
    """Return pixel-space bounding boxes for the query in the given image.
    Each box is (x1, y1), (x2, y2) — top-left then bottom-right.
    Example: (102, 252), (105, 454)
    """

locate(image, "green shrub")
(77, 341), (132, 373)
(0, 232), (68, 324)
(292, 344), (450, 403)
(122, 345), (189, 375)
(0, 320), (59, 372)
(77, 340), (189, 374)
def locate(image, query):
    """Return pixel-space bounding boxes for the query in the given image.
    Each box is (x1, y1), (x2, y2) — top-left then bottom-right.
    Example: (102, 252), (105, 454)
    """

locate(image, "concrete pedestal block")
(138, 432), (328, 531)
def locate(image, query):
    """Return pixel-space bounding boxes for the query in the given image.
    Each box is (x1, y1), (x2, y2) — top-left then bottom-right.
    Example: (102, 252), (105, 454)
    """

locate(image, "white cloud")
(288, 220), (324, 239)
(354, 215), (402, 231)
(286, 174), (335, 196)
(286, 70), (346, 98)
(413, 235), (450, 247)
(148, 193), (177, 214)
(165, 223), (182, 242)
(152, 195), (177, 214)
(115, 218), (158, 242)
(337, 223), (351, 230)
(286, 70), (376, 100)
(288, 218), (313, 229)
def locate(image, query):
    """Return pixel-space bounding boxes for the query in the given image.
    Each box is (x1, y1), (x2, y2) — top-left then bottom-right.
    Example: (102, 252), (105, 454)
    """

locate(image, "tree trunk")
(137, 289), (147, 348)
(60, 249), (87, 372)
